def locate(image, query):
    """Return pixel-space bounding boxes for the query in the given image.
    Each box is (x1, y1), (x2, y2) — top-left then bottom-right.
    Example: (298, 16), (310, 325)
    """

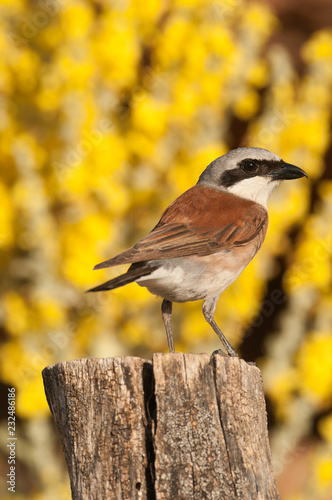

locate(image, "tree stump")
(42, 353), (280, 500)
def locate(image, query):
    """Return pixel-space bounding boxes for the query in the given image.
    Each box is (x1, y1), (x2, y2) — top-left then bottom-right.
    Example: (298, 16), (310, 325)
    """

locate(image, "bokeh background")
(0, 0), (332, 498)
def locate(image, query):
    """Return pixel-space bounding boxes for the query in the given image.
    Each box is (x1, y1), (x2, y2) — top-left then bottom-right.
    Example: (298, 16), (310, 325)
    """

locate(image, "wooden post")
(42, 353), (280, 500)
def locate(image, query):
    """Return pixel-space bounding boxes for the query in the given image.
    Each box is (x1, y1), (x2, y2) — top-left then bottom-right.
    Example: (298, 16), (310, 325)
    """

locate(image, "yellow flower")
(175, 0), (205, 6)
(61, 214), (112, 286)
(166, 143), (225, 193)
(316, 455), (332, 488)
(265, 369), (299, 418)
(154, 17), (194, 68)
(92, 16), (138, 87)
(36, 88), (61, 112)
(233, 89), (260, 120)
(11, 48), (40, 90)
(285, 234), (331, 292)
(243, 4), (277, 38)
(297, 333), (332, 404)
(0, 181), (13, 248)
(247, 61), (269, 88)
(171, 80), (199, 118)
(60, 4), (93, 39)
(182, 304), (209, 345)
(34, 299), (65, 329)
(318, 414), (332, 444)
(206, 25), (234, 57)
(17, 377), (49, 418)
(302, 30), (332, 63)
(0, 61), (12, 93)
(131, 96), (169, 139)
(0, 341), (26, 386)
(3, 292), (30, 336)
(128, 0), (163, 27)
(125, 130), (157, 158)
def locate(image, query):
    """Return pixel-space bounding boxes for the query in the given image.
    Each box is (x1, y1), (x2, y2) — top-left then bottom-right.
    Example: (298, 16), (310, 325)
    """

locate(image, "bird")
(87, 147), (307, 356)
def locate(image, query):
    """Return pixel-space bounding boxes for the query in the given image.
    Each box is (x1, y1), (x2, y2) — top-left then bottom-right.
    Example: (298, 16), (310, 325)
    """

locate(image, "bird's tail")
(86, 264), (157, 293)
(86, 273), (137, 293)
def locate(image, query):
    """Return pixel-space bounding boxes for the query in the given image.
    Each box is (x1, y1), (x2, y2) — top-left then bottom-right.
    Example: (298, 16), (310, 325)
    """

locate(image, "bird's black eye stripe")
(218, 158), (286, 188)
(240, 159), (259, 174)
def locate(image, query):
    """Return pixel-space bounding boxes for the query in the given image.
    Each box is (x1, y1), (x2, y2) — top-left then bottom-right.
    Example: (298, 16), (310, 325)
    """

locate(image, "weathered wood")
(42, 354), (280, 500)
(153, 353), (235, 498)
(214, 356), (278, 498)
(42, 357), (154, 499)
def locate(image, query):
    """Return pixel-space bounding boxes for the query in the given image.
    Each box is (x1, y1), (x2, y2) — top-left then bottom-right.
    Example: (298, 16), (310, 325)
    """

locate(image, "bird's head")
(197, 147), (308, 207)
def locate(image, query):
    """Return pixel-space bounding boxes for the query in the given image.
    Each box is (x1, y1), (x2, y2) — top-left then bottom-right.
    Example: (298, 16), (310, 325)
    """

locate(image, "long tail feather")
(86, 273), (137, 293)
(86, 264), (157, 293)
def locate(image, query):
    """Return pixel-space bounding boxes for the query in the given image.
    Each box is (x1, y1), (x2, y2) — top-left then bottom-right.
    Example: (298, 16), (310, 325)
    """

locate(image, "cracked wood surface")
(42, 354), (280, 500)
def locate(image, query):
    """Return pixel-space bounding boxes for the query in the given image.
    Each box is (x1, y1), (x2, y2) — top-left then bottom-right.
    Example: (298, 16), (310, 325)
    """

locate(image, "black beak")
(270, 162), (308, 180)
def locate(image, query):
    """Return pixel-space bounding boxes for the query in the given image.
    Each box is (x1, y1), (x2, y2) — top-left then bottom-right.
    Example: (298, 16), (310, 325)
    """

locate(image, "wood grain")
(42, 354), (280, 500)
(43, 357), (154, 499)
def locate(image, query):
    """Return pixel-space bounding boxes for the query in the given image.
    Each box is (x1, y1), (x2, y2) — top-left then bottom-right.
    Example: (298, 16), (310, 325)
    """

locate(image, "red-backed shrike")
(88, 147), (307, 356)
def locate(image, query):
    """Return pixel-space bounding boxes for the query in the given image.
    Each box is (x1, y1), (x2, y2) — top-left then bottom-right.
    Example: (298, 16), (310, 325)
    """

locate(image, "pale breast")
(136, 233), (265, 303)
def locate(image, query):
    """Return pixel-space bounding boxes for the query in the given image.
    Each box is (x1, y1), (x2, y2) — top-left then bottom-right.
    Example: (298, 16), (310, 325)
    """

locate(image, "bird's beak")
(269, 162), (308, 180)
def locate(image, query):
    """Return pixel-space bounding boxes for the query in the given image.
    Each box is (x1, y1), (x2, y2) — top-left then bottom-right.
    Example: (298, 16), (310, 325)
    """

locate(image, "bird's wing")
(94, 185), (268, 269)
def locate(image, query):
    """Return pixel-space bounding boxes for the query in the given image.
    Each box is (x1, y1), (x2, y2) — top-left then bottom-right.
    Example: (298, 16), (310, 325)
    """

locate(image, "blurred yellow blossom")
(0, 181), (13, 247)
(316, 455), (332, 488)
(155, 17), (194, 68)
(247, 61), (269, 87)
(297, 333), (332, 404)
(302, 30), (332, 63)
(60, 4), (93, 39)
(129, 0), (163, 26)
(233, 89), (260, 120)
(318, 414), (332, 445)
(3, 292), (29, 336)
(244, 4), (277, 37)
(34, 298), (66, 329)
(265, 369), (299, 419)
(61, 214), (112, 286)
(92, 16), (139, 86)
(131, 97), (169, 139)
(17, 377), (50, 418)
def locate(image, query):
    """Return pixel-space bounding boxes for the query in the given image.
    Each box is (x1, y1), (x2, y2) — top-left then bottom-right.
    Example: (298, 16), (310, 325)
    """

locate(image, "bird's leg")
(161, 299), (175, 353)
(202, 297), (239, 357)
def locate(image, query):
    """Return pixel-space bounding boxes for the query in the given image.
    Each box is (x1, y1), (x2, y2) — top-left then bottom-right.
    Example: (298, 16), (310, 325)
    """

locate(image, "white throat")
(226, 177), (281, 207)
